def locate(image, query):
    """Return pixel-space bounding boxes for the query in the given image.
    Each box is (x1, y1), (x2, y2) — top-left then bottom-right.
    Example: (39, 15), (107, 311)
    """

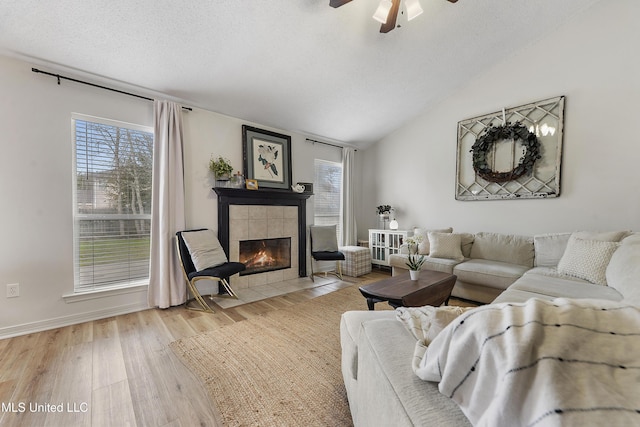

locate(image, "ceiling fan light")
(405, 0), (424, 21)
(373, 0), (393, 24)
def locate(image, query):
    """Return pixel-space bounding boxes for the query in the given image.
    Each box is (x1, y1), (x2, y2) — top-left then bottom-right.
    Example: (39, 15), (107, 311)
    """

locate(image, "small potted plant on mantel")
(210, 155), (234, 187)
(405, 254), (425, 280)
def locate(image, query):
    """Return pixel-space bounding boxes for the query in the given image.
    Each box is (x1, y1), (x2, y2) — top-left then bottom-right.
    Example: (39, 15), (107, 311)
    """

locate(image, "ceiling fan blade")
(329, 0), (353, 7)
(380, 0), (401, 33)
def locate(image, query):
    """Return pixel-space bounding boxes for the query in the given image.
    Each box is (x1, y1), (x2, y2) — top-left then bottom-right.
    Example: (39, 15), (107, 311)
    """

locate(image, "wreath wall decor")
(455, 96), (565, 201)
(470, 122), (541, 183)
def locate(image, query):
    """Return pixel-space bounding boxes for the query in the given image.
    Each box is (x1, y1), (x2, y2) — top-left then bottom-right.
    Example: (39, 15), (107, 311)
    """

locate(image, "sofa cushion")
(389, 254), (462, 274)
(458, 233), (475, 258)
(413, 227), (453, 255)
(533, 230), (627, 269)
(340, 311), (396, 382)
(557, 237), (619, 285)
(573, 230), (628, 242)
(355, 318), (470, 426)
(453, 259), (529, 290)
(508, 273), (624, 301)
(469, 232), (534, 267)
(606, 240), (640, 304)
(533, 232), (571, 267)
(524, 266), (590, 282)
(620, 232), (640, 245)
(428, 232), (464, 261)
(492, 288), (556, 304)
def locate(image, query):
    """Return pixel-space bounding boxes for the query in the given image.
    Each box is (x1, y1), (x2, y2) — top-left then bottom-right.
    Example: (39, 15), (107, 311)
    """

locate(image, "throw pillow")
(181, 229), (228, 271)
(469, 232), (534, 267)
(458, 233), (476, 258)
(310, 225), (338, 252)
(606, 241), (640, 304)
(414, 227), (453, 255)
(428, 232), (464, 261)
(533, 233), (572, 267)
(557, 236), (619, 285)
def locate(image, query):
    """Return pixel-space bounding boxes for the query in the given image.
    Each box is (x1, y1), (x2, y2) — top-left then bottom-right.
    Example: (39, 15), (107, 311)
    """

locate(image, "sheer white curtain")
(148, 100), (186, 308)
(341, 147), (357, 246)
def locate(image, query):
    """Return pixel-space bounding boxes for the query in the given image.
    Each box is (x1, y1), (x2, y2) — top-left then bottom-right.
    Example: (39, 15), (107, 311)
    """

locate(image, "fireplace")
(239, 237), (291, 276)
(213, 187), (311, 288)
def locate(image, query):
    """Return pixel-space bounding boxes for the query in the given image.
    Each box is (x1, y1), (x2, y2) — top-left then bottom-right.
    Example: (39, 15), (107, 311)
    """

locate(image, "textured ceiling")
(0, 0), (599, 147)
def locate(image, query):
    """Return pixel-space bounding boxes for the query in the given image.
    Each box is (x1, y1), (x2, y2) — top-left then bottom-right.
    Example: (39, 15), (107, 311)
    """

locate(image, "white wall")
(181, 109), (342, 233)
(358, 0), (640, 238)
(0, 54), (340, 337)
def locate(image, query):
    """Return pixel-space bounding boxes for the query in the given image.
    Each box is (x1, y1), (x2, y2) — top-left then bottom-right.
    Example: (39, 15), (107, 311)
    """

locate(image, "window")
(313, 159), (343, 240)
(73, 114), (153, 292)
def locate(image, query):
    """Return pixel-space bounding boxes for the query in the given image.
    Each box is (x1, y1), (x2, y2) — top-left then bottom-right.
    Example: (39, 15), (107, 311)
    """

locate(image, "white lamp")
(373, 0), (393, 24)
(389, 218), (399, 230)
(405, 0), (423, 21)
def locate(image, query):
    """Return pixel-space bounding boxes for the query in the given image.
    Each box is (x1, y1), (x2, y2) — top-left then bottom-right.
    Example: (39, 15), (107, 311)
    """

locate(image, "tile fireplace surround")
(213, 188), (311, 290)
(230, 205), (298, 288)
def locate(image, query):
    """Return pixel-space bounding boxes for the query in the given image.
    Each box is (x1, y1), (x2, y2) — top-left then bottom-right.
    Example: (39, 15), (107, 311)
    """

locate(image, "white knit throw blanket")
(405, 298), (640, 427)
(396, 305), (472, 372)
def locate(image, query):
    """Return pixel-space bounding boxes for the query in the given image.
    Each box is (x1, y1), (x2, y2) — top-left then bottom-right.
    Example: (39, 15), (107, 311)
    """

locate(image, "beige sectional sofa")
(341, 230), (640, 426)
(389, 229), (630, 304)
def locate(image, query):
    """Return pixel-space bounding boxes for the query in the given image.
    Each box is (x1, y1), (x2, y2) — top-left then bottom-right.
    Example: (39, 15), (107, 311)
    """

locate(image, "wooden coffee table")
(359, 271), (457, 310)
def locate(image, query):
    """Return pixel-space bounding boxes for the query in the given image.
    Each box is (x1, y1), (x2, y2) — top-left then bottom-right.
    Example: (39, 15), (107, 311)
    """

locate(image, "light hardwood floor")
(0, 271), (392, 427)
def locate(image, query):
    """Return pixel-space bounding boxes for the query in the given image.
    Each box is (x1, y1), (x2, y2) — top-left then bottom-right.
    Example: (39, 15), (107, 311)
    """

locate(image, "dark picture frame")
(242, 125), (292, 190)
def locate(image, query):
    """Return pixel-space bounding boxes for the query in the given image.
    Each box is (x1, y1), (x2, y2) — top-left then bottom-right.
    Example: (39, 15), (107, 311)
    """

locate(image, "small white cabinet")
(368, 229), (411, 266)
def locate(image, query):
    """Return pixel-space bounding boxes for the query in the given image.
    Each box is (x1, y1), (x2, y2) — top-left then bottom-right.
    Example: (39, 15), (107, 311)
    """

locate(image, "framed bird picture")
(242, 125), (292, 190)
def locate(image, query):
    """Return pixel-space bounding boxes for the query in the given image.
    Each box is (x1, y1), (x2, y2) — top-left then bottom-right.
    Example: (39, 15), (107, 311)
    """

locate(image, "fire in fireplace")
(239, 237), (291, 276)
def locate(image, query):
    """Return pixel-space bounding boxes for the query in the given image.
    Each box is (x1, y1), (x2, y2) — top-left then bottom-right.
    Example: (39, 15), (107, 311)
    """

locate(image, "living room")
(0, 0), (638, 425)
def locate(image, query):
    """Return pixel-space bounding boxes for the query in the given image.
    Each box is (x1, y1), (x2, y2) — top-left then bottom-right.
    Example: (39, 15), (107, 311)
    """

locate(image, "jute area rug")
(169, 283), (381, 427)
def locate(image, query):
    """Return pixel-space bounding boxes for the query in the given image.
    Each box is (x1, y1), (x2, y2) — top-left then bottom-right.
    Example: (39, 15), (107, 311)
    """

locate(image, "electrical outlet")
(6, 283), (19, 298)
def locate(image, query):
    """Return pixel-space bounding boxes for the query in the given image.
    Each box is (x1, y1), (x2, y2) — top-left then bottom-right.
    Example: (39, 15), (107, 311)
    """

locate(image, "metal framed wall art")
(455, 96), (565, 201)
(242, 125), (292, 190)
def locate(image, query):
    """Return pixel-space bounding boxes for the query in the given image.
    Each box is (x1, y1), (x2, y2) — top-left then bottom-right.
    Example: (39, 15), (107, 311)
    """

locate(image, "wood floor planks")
(0, 271), (392, 426)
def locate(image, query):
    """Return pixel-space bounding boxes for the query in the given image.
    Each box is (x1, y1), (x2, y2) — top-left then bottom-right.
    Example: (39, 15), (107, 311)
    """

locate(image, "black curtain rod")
(306, 138), (356, 151)
(31, 67), (192, 111)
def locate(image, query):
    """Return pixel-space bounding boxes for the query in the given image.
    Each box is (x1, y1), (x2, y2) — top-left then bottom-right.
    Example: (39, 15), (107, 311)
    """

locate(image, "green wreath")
(470, 122), (541, 183)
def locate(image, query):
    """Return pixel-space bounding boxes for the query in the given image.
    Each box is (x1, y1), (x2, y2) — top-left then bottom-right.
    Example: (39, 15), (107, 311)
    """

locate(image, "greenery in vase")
(405, 254), (425, 271)
(376, 205), (392, 215)
(209, 156), (234, 179)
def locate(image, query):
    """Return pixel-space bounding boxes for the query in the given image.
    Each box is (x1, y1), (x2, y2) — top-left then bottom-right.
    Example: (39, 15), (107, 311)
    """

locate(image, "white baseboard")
(0, 301), (150, 340)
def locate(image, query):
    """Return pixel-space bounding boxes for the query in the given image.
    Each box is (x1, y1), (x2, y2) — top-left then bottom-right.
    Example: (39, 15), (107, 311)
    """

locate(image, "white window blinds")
(313, 159), (343, 240)
(73, 115), (153, 291)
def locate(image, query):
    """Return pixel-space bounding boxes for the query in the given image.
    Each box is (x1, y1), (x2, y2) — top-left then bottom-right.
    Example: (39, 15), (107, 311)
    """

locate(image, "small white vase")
(409, 270), (420, 280)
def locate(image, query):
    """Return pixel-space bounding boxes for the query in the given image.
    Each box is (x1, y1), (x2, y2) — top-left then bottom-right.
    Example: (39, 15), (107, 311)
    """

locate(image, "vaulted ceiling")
(0, 0), (600, 148)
